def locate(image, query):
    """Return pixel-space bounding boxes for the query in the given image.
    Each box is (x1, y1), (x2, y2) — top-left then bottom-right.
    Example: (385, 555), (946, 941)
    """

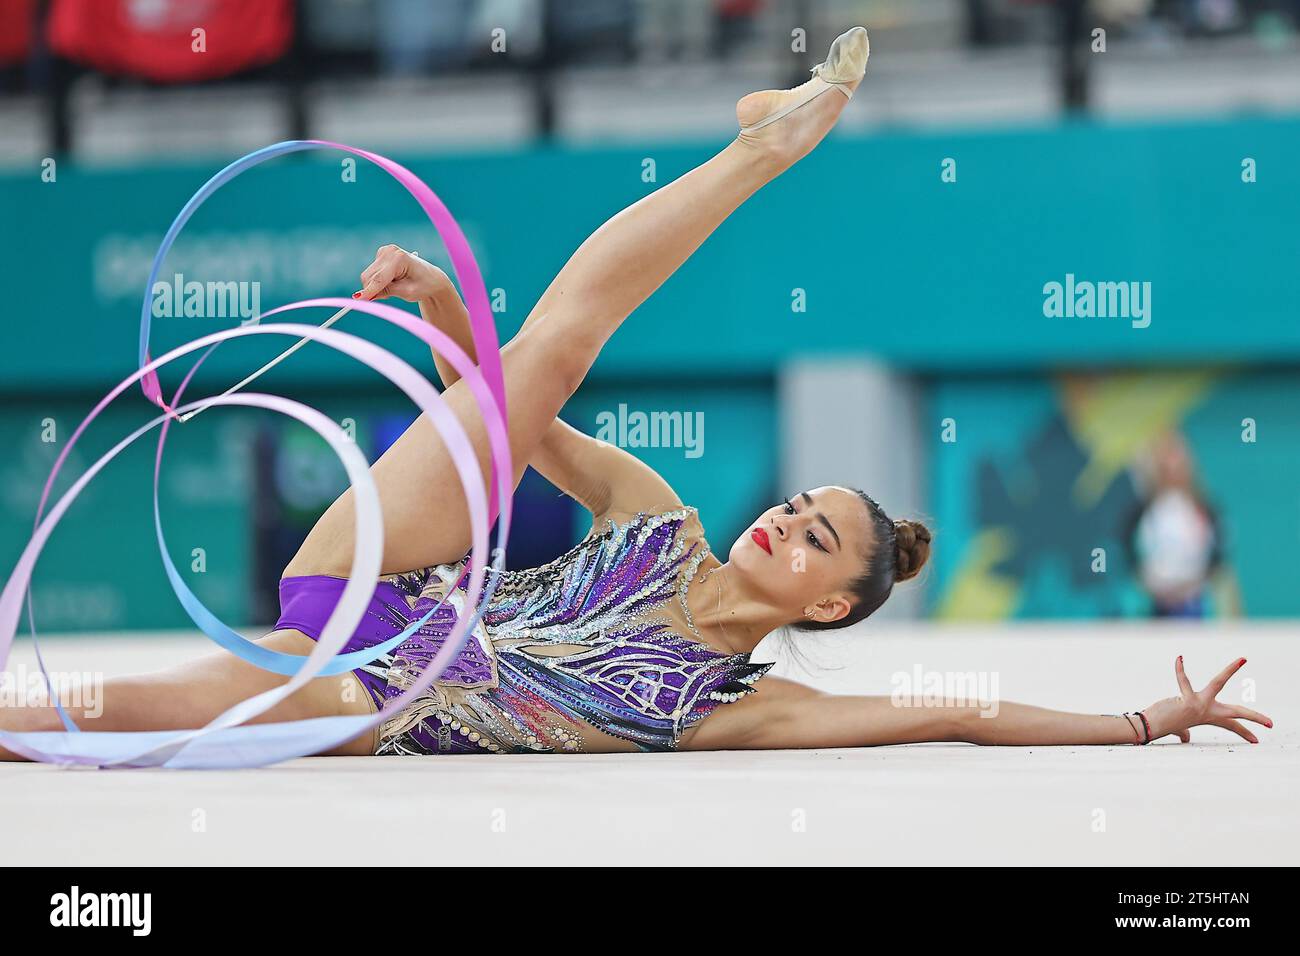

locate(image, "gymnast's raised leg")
(284, 67), (864, 580)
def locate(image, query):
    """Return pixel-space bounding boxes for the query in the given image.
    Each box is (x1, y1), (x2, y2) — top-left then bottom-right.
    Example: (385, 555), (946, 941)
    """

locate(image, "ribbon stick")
(175, 305), (352, 424)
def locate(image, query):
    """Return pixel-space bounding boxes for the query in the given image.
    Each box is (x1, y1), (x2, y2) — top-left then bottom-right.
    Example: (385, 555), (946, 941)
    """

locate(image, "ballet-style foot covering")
(740, 26), (870, 132)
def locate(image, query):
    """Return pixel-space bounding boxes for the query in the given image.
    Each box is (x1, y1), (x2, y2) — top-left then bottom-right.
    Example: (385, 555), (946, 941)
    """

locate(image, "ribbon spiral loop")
(0, 141), (512, 769)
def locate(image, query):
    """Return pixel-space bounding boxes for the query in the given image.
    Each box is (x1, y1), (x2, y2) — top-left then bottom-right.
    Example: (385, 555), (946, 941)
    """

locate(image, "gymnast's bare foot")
(736, 26), (869, 169)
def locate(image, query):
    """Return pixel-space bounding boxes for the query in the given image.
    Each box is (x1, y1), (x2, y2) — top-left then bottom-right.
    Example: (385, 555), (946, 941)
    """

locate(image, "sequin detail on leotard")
(282, 506), (771, 755)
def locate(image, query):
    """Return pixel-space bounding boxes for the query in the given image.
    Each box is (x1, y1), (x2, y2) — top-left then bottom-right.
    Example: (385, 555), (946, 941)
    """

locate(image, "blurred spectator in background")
(1125, 431), (1224, 618)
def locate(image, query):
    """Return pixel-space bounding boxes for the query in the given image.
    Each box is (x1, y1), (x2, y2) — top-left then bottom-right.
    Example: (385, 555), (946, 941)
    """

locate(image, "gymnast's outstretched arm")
(683, 656), (1271, 750)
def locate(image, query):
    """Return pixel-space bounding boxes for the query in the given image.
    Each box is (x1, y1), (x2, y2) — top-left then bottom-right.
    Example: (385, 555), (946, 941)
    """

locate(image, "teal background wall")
(1, 114), (1296, 629)
(1, 114), (1296, 390)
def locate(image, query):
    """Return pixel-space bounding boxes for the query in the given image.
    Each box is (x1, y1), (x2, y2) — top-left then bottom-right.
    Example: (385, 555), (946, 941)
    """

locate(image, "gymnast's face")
(728, 486), (871, 626)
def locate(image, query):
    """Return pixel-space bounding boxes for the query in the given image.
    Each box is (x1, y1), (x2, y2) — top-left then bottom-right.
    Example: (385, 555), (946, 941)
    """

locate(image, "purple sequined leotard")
(275, 506), (771, 755)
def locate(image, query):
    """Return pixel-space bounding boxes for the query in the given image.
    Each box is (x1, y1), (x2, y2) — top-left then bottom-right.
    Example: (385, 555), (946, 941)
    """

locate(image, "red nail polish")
(352, 291), (362, 298)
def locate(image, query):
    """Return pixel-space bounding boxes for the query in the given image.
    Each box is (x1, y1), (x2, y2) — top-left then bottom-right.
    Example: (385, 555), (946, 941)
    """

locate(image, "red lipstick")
(751, 527), (772, 555)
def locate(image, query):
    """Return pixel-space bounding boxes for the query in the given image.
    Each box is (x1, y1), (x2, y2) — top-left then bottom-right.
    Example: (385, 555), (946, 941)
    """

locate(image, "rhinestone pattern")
(361, 506), (772, 755)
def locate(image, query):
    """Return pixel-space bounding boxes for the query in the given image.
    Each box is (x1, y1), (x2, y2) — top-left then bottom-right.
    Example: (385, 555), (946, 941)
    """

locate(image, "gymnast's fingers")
(359, 244), (407, 296)
(1214, 717), (1258, 744)
(1206, 657), (1246, 697)
(1222, 704), (1272, 728)
(364, 248), (403, 290)
(1174, 654), (1195, 698)
(360, 252), (410, 301)
(359, 243), (398, 285)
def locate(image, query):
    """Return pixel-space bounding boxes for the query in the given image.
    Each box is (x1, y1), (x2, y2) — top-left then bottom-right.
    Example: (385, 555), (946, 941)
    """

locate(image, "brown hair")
(795, 490), (931, 631)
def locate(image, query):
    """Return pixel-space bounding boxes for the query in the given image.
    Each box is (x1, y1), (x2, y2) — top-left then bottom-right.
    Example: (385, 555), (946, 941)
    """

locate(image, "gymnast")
(0, 28), (1270, 760)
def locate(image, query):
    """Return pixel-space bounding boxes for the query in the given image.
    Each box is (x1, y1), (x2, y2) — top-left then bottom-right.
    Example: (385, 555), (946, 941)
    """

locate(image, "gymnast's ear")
(803, 595), (852, 625)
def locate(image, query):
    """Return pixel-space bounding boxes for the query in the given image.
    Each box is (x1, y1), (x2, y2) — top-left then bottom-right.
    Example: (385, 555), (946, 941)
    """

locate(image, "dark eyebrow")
(800, 492), (841, 550)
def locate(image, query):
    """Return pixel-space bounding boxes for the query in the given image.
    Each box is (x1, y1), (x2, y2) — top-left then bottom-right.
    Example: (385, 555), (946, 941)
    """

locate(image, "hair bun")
(892, 519), (932, 582)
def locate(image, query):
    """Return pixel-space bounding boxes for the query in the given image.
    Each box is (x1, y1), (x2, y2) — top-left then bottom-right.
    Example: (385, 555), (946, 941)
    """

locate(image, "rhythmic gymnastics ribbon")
(148, 297), (511, 678)
(135, 140), (506, 427)
(1, 322), (500, 768)
(0, 142), (512, 768)
(126, 140), (509, 678)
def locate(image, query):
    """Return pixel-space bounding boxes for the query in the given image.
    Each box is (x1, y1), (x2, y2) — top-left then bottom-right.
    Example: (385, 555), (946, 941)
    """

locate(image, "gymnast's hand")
(1141, 656), (1272, 744)
(355, 244), (454, 303)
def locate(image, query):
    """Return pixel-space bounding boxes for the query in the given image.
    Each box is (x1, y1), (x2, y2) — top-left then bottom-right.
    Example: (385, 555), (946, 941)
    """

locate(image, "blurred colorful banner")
(931, 368), (1298, 619)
